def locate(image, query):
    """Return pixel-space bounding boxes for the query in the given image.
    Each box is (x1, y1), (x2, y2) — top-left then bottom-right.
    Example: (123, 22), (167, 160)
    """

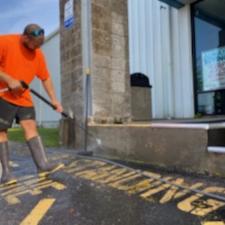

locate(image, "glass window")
(192, 0), (225, 115)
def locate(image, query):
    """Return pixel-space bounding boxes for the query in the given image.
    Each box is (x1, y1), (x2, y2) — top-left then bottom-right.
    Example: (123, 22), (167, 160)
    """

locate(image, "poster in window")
(202, 47), (225, 91)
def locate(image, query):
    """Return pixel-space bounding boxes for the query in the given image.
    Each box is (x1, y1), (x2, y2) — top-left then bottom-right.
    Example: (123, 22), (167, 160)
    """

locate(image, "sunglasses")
(28, 28), (45, 37)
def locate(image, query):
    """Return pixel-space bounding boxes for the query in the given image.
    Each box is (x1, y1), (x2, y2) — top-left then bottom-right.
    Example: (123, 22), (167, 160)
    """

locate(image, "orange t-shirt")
(0, 34), (50, 106)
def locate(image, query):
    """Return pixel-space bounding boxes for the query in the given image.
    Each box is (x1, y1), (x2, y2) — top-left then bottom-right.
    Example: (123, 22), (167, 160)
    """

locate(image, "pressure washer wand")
(20, 81), (71, 119)
(21, 80), (93, 156)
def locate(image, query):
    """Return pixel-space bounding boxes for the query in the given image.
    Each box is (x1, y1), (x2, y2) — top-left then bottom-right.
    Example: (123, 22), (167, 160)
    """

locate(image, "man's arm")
(41, 77), (63, 112)
(0, 70), (22, 90)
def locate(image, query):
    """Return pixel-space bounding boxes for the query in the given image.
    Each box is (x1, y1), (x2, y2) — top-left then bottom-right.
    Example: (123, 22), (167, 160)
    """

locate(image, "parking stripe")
(20, 198), (55, 225)
(202, 222), (225, 225)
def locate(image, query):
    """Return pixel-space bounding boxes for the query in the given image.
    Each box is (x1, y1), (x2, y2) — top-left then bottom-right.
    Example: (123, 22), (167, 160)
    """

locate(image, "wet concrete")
(0, 142), (225, 225)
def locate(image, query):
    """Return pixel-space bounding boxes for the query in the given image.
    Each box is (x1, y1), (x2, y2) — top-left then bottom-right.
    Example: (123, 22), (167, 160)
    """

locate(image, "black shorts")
(0, 98), (36, 131)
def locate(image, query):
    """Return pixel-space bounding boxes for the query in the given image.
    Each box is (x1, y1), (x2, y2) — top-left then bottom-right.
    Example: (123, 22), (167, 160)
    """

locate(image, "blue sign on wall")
(64, 0), (75, 29)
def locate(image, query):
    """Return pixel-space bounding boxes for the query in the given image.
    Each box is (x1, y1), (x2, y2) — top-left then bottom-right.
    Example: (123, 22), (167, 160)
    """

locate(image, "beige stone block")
(92, 54), (112, 68)
(111, 70), (126, 93)
(112, 35), (127, 58)
(92, 4), (111, 32)
(112, 22), (125, 36)
(92, 0), (111, 8)
(111, 57), (128, 71)
(92, 67), (111, 82)
(112, 0), (125, 15)
(92, 29), (112, 55)
(112, 13), (125, 24)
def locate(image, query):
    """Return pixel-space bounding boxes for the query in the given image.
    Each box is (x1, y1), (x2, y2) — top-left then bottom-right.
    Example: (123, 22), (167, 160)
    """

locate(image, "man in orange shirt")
(0, 24), (64, 184)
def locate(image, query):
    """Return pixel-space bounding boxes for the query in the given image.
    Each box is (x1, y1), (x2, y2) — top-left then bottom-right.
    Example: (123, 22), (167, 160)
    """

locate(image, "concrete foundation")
(88, 122), (225, 177)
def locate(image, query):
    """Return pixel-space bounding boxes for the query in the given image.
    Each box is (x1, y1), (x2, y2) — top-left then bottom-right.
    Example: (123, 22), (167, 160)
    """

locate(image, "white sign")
(202, 47), (225, 91)
(64, 0), (75, 28)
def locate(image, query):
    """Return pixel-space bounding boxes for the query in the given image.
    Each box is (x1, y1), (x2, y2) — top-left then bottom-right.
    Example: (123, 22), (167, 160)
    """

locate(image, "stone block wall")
(91, 0), (131, 124)
(60, 0), (131, 148)
(60, 0), (84, 148)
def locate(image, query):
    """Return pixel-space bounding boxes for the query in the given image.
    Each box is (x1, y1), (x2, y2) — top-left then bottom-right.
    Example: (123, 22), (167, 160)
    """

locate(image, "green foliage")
(8, 127), (60, 147)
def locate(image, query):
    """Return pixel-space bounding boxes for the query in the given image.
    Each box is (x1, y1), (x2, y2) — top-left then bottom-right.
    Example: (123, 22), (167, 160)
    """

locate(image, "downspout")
(81, 0), (92, 152)
(81, 0), (92, 117)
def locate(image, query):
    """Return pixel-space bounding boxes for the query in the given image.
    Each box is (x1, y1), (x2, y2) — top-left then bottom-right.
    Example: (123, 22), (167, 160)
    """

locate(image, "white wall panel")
(128, 0), (194, 118)
(31, 30), (61, 126)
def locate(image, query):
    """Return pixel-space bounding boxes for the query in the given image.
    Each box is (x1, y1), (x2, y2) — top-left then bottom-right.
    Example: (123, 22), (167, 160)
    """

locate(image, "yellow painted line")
(127, 178), (159, 195)
(5, 195), (20, 205)
(178, 196), (225, 217)
(74, 165), (117, 181)
(140, 177), (173, 199)
(159, 180), (203, 204)
(74, 165), (116, 179)
(2, 179), (66, 205)
(0, 182), (18, 192)
(109, 173), (142, 190)
(142, 171), (162, 179)
(177, 186), (225, 217)
(34, 181), (66, 191)
(72, 167), (131, 184)
(65, 160), (106, 174)
(100, 169), (135, 184)
(2, 177), (47, 196)
(202, 222), (225, 225)
(20, 198), (55, 225)
(173, 182), (204, 199)
(159, 178), (184, 203)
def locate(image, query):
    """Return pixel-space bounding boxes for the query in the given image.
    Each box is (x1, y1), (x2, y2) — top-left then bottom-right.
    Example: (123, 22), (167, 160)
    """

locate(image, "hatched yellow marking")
(142, 171), (161, 179)
(88, 166), (118, 181)
(127, 178), (158, 195)
(68, 159), (225, 218)
(172, 183), (204, 199)
(160, 180), (204, 204)
(109, 173), (142, 190)
(140, 177), (173, 199)
(74, 165), (116, 179)
(65, 160), (106, 174)
(2, 158), (225, 223)
(1, 177), (66, 205)
(20, 198), (55, 225)
(99, 169), (136, 184)
(177, 187), (225, 217)
(202, 222), (225, 225)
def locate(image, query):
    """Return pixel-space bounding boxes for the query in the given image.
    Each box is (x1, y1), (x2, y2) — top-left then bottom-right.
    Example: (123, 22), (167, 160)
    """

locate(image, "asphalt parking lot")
(0, 142), (225, 225)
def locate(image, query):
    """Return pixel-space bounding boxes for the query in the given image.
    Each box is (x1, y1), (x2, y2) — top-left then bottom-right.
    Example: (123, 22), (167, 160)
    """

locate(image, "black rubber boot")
(26, 136), (64, 176)
(0, 142), (17, 185)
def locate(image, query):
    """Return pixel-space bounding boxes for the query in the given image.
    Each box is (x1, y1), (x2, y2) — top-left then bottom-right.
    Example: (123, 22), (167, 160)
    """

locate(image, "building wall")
(128, 0), (194, 118)
(31, 30), (61, 127)
(60, 0), (84, 148)
(91, 0), (131, 123)
(60, 0), (131, 147)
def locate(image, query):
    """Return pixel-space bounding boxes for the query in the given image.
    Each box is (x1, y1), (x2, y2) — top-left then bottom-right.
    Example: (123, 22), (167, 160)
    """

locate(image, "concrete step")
(208, 146), (225, 153)
(89, 121), (225, 177)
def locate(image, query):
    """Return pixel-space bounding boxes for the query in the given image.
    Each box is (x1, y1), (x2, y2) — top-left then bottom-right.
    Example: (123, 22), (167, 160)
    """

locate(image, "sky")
(0, 0), (59, 36)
